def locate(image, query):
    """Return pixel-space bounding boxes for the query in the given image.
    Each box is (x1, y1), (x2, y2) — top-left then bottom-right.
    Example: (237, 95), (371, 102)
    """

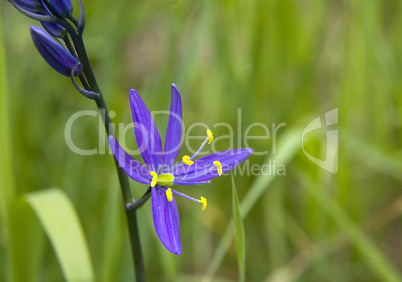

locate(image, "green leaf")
(9, 198), (44, 282)
(24, 188), (95, 282)
(231, 173), (246, 282)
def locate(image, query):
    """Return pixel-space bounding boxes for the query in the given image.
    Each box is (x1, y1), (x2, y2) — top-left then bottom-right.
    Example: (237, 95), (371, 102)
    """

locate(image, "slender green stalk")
(60, 19), (145, 282)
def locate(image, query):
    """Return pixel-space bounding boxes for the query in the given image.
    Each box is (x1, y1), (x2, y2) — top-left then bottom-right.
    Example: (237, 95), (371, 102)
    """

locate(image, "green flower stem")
(127, 188), (151, 210)
(63, 35), (90, 91)
(62, 21), (146, 282)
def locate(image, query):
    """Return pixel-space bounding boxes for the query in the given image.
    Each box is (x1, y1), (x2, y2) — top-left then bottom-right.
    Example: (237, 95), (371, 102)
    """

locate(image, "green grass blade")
(205, 128), (301, 280)
(25, 188), (95, 282)
(231, 173), (246, 282)
(240, 128), (300, 215)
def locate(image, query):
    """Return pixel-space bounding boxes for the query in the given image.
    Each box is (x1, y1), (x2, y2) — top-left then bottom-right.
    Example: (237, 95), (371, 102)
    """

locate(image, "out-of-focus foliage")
(1, 0), (401, 281)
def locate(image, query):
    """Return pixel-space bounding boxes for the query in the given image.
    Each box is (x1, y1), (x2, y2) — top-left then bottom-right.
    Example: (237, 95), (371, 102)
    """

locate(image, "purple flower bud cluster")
(8, 0), (83, 77)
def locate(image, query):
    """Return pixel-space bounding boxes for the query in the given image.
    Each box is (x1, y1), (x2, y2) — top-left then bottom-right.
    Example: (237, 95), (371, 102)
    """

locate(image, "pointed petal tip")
(171, 247), (182, 255)
(30, 25), (43, 34)
(129, 88), (139, 98)
(159, 234), (182, 255)
(165, 235), (182, 254)
(171, 83), (180, 95)
(164, 236), (182, 255)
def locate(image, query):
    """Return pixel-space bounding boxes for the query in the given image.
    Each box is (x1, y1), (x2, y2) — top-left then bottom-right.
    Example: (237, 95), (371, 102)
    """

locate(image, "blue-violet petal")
(108, 136), (151, 184)
(163, 83), (183, 168)
(151, 186), (182, 255)
(129, 89), (163, 171)
(174, 148), (253, 182)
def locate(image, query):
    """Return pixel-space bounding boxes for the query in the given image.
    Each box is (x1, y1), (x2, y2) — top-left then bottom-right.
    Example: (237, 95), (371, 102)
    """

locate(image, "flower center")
(150, 171), (174, 187)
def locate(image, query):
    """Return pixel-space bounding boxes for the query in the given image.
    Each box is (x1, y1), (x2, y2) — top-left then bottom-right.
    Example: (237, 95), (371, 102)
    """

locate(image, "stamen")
(179, 128), (215, 166)
(150, 171), (157, 187)
(200, 196), (207, 210)
(166, 188), (173, 202)
(188, 136), (209, 160)
(207, 129), (213, 144)
(163, 187), (208, 210)
(213, 161), (222, 176)
(182, 155), (194, 165)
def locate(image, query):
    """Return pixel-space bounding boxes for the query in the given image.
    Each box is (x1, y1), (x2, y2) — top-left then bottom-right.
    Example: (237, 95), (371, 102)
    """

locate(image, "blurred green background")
(1, 0), (401, 281)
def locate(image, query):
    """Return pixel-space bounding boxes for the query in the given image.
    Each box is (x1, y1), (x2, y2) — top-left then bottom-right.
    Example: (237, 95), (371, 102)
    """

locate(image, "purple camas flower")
(109, 84), (253, 254)
(47, 0), (73, 18)
(30, 26), (82, 76)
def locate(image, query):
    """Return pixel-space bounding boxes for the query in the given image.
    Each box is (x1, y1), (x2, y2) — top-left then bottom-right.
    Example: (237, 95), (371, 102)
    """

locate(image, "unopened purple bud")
(30, 26), (82, 76)
(11, 0), (45, 14)
(40, 2), (66, 38)
(41, 21), (66, 38)
(48, 0), (73, 18)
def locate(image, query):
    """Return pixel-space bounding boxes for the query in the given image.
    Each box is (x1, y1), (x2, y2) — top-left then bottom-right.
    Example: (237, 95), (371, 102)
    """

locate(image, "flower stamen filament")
(181, 129), (214, 165)
(165, 187), (207, 210)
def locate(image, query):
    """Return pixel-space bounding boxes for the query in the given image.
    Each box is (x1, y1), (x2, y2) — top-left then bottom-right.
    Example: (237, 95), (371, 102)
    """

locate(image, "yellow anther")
(213, 161), (222, 176)
(200, 196), (207, 210)
(207, 129), (213, 144)
(166, 188), (173, 202)
(182, 155), (194, 165)
(150, 171), (157, 187)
